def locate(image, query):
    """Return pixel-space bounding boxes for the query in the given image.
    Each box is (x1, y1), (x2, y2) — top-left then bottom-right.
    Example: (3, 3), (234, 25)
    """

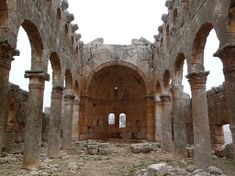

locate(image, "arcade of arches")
(0, 0), (235, 171)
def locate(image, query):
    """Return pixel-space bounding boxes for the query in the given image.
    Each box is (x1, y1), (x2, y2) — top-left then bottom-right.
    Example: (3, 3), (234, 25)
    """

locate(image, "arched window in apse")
(119, 113), (126, 128)
(108, 113), (115, 125)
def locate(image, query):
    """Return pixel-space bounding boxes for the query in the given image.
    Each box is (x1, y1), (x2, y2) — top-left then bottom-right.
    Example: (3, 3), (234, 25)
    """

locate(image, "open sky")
(9, 0), (225, 116)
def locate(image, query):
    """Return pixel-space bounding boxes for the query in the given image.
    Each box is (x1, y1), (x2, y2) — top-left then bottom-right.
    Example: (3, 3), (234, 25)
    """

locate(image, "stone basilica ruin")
(0, 0), (235, 173)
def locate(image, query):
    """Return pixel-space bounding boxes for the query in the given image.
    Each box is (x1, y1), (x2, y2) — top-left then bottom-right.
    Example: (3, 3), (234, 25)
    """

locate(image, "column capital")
(0, 43), (18, 69)
(186, 71), (209, 90)
(51, 86), (63, 100)
(145, 95), (155, 101)
(24, 70), (50, 81)
(73, 98), (80, 105)
(214, 46), (235, 61)
(214, 46), (235, 69)
(64, 89), (75, 100)
(160, 94), (171, 102)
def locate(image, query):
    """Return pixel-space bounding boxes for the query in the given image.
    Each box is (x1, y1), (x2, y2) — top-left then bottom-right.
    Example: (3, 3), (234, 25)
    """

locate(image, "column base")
(22, 159), (40, 170)
(48, 149), (60, 159)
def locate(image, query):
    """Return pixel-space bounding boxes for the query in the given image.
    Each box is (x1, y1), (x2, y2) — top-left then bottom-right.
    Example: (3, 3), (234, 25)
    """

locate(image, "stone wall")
(3, 83), (28, 153)
(207, 84), (230, 156)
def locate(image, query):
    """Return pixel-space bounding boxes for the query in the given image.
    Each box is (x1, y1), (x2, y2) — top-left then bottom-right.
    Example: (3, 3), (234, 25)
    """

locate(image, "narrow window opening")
(223, 124), (232, 145)
(119, 113), (126, 128)
(108, 113), (115, 125)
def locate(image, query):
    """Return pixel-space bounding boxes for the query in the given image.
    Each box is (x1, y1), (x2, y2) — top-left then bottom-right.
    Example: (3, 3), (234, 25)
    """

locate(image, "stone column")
(146, 96), (155, 141)
(0, 43), (15, 153)
(171, 84), (187, 150)
(23, 71), (49, 170)
(154, 98), (162, 143)
(48, 86), (63, 158)
(186, 71), (211, 168)
(62, 90), (75, 150)
(160, 95), (173, 150)
(72, 98), (80, 141)
(79, 96), (88, 140)
(215, 46), (235, 159)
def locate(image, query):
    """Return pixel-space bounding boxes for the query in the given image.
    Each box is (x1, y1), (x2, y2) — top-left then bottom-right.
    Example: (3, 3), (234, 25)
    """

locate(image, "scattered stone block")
(207, 166), (223, 175)
(224, 143), (234, 159)
(147, 163), (168, 176)
(87, 144), (99, 155)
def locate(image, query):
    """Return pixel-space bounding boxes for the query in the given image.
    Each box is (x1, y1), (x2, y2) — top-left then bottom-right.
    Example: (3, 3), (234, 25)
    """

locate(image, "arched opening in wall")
(74, 80), (79, 97)
(56, 8), (62, 28)
(43, 52), (62, 111)
(223, 124), (232, 145)
(71, 36), (74, 46)
(163, 70), (171, 94)
(193, 24), (226, 152)
(10, 20), (43, 90)
(64, 69), (73, 89)
(228, 1), (235, 32)
(65, 24), (69, 36)
(174, 53), (190, 95)
(155, 81), (161, 100)
(9, 27), (31, 91)
(87, 64), (147, 140)
(43, 61), (52, 112)
(119, 113), (127, 128)
(173, 8), (178, 25)
(108, 113), (115, 125)
(0, 0), (8, 26)
(204, 29), (224, 90)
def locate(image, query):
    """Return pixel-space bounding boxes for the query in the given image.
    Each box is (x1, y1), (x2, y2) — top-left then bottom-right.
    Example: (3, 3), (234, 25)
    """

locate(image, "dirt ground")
(0, 140), (234, 176)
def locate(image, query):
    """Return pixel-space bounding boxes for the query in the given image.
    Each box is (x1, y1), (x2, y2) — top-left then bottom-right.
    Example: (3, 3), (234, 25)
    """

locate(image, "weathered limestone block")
(224, 143), (234, 159)
(131, 143), (160, 154)
(98, 143), (109, 155)
(87, 144), (99, 155)
(147, 163), (168, 176)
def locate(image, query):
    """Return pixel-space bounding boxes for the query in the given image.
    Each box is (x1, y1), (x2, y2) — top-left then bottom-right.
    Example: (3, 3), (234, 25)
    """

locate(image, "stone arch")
(19, 19), (43, 68)
(85, 61), (148, 95)
(0, 0), (8, 26)
(49, 52), (62, 85)
(64, 69), (73, 89)
(174, 53), (185, 84)
(162, 70), (171, 94)
(85, 62), (147, 140)
(191, 22), (214, 70)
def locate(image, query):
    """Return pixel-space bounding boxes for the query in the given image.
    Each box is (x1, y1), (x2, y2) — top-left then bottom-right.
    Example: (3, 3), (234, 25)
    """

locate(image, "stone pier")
(160, 95), (173, 150)
(146, 96), (155, 141)
(23, 70), (49, 170)
(62, 90), (75, 150)
(187, 71), (211, 168)
(171, 84), (187, 150)
(72, 98), (80, 141)
(48, 86), (63, 158)
(154, 98), (162, 143)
